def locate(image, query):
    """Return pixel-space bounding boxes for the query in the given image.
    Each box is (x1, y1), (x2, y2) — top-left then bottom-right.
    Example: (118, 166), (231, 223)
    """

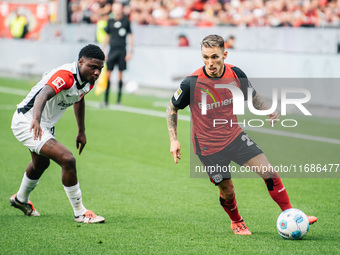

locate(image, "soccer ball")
(125, 80), (139, 94)
(277, 208), (309, 240)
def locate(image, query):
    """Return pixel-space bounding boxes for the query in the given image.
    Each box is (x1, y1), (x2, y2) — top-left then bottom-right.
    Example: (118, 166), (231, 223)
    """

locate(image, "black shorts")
(198, 132), (263, 185)
(107, 49), (126, 71)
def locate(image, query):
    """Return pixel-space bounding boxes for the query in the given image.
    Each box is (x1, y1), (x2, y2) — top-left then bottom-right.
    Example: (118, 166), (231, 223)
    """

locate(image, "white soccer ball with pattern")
(277, 208), (309, 240)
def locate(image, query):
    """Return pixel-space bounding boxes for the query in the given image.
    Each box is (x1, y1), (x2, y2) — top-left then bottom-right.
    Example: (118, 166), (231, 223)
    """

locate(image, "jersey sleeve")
(126, 18), (132, 34)
(104, 19), (111, 34)
(171, 76), (194, 109)
(231, 66), (256, 101)
(46, 70), (74, 94)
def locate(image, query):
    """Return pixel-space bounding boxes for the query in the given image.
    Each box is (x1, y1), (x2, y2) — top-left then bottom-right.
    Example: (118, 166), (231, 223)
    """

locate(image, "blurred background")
(0, 0), (339, 109)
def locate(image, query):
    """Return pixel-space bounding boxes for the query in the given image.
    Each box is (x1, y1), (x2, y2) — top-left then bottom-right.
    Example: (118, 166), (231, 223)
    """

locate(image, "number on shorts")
(241, 134), (254, 147)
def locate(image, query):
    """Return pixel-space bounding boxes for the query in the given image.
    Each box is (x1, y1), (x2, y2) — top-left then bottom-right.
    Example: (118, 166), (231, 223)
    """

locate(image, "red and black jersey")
(171, 64), (256, 156)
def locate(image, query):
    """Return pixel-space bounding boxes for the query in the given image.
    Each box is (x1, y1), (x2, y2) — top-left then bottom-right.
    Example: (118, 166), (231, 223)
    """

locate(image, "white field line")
(1, 86), (340, 145)
(0, 86), (28, 96)
(87, 101), (191, 121)
(0, 104), (16, 110)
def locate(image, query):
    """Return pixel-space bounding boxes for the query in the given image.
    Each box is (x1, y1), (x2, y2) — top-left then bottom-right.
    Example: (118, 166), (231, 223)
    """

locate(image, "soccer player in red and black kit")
(102, 2), (134, 105)
(166, 35), (317, 235)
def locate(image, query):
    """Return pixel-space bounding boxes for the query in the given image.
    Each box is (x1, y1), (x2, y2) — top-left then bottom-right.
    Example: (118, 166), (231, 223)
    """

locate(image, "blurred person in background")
(10, 10), (29, 39)
(67, 0), (339, 28)
(94, 0), (112, 43)
(102, 2), (134, 106)
(50, 28), (64, 42)
(178, 34), (190, 47)
(224, 35), (235, 49)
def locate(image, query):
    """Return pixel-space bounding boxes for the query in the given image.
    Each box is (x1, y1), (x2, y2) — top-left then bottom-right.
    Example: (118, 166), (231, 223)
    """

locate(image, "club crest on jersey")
(52, 77), (66, 89)
(174, 88), (182, 100)
(211, 174), (223, 184)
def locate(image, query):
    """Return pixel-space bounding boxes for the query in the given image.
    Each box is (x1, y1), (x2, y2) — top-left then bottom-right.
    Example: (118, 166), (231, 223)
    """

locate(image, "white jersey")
(17, 61), (94, 128)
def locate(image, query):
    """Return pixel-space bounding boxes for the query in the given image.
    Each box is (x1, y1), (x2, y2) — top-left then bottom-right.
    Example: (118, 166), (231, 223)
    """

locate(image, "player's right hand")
(170, 140), (181, 164)
(30, 119), (43, 141)
(268, 110), (280, 125)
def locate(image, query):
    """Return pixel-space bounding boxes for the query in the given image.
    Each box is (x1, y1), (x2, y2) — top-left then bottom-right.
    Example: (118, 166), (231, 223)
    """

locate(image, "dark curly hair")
(78, 44), (105, 61)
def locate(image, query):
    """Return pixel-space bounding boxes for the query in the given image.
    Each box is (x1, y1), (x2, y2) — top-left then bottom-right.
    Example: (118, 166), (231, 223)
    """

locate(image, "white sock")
(17, 172), (39, 203)
(63, 183), (87, 216)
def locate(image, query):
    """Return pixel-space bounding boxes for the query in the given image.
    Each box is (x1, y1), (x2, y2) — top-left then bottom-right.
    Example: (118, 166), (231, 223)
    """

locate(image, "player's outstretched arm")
(30, 85), (56, 140)
(166, 100), (181, 164)
(73, 97), (86, 155)
(252, 92), (280, 125)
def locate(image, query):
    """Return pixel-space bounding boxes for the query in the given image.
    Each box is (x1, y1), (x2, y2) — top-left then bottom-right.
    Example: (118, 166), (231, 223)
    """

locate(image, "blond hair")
(201, 35), (225, 50)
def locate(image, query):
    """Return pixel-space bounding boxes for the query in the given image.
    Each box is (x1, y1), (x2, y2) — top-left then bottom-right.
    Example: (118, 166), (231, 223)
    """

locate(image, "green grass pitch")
(0, 77), (339, 254)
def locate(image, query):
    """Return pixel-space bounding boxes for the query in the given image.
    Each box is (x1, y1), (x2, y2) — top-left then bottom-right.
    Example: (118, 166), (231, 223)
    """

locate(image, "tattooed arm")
(167, 100), (178, 141)
(166, 100), (181, 164)
(252, 93), (279, 124)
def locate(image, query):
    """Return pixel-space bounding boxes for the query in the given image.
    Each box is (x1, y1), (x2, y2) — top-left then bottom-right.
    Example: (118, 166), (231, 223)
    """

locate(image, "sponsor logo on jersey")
(174, 88), (182, 100)
(198, 86), (222, 107)
(52, 77), (66, 89)
(118, 28), (126, 37)
(114, 21), (122, 28)
(198, 97), (233, 111)
(58, 101), (73, 109)
(198, 82), (233, 115)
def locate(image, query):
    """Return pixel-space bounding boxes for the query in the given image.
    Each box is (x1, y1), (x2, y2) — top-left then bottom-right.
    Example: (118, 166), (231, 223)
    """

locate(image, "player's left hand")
(268, 111), (280, 125)
(76, 132), (86, 155)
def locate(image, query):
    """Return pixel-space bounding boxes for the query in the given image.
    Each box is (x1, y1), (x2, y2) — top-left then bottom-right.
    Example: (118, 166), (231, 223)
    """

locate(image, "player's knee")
(29, 159), (50, 177)
(31, 158), (50, 171)
(60, 153), (76, 169)
(219, 184), (235, 199)
(39, 160), (50, 171)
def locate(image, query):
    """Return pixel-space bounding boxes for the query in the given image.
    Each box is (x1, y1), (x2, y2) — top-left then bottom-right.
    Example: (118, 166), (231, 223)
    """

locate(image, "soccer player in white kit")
(10, 44), (105, 223)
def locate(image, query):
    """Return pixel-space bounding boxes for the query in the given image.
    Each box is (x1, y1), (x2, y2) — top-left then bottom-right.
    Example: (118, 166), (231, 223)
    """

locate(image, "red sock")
(264, 173), (292, 211)
(219, 195), (242, 222)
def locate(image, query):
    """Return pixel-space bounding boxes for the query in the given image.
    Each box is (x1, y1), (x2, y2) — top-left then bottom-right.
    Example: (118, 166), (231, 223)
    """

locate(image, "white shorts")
(11, 111), (55, 154)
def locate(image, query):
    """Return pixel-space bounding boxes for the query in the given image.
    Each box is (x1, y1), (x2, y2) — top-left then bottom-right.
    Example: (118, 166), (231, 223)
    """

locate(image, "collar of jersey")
(203, 64), (226, 79)
(74, 62), (88, 89)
